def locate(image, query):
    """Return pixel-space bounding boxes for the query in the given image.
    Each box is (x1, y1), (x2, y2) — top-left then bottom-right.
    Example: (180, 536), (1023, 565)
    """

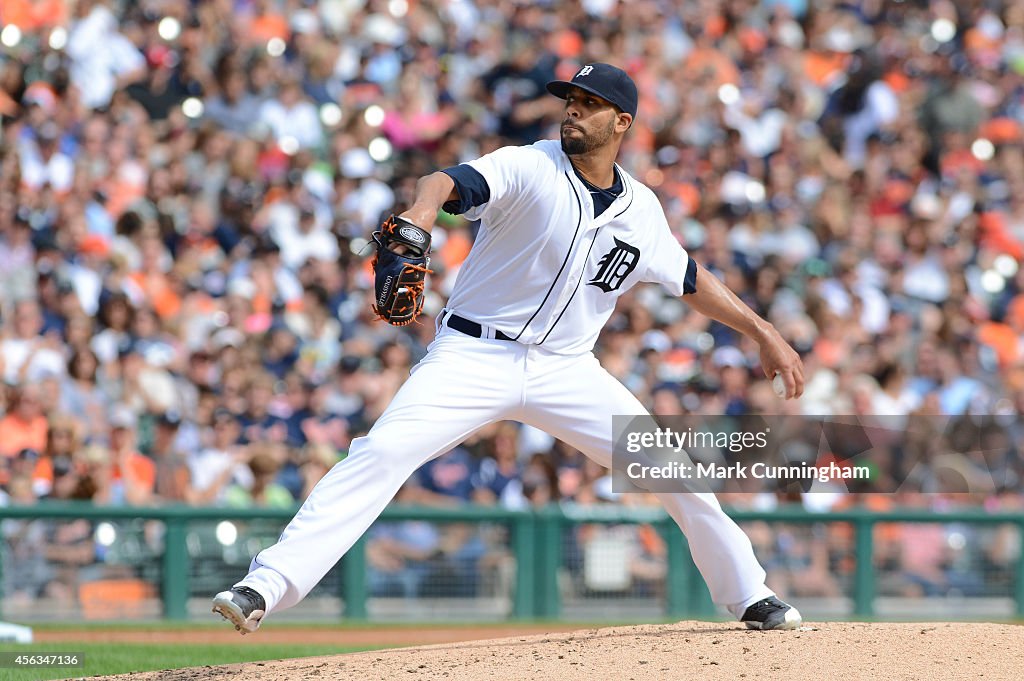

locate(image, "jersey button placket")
(545, 227), (596, 336)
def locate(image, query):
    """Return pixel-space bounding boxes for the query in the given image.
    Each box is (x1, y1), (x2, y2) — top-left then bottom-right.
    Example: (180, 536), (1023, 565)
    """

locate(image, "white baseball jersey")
(444, 140), (695, 355)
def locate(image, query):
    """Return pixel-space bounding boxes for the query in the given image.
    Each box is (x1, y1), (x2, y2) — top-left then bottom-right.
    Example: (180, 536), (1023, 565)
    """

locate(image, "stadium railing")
(0, 502), (1021, 621)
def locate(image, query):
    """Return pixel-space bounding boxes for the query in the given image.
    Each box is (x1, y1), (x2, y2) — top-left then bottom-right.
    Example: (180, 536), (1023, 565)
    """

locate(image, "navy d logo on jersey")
(588, 237), (640, 293)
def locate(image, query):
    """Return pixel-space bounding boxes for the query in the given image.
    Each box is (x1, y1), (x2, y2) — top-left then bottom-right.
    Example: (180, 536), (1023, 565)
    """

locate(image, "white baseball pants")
(237, 326), (774, 618)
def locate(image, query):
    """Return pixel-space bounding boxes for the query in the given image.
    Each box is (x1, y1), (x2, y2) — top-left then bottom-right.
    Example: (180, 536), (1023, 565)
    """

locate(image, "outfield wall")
(0, 503), (1021, 621)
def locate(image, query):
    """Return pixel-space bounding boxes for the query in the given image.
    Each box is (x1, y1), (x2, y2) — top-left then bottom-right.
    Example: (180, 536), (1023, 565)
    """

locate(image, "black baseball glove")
(370, 214), (433, 326)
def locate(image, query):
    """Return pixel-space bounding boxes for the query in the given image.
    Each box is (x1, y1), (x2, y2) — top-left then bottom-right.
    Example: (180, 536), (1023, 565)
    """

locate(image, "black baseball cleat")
(740, 596), (802, 630)
(212, 586), (266, 634)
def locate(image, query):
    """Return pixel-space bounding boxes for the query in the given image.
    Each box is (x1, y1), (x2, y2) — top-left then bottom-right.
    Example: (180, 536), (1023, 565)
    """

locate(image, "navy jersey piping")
(612, 178), (634, 219)
(513, 172), (583, 341)
(539, 225), (604, 345)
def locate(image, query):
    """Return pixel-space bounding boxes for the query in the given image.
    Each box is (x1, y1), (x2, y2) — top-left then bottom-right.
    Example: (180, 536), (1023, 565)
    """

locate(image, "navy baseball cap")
(546, 63), (638, 118)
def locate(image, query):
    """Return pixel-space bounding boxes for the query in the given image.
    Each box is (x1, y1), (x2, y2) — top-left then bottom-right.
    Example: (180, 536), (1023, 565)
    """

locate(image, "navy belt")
(446, 314), (514, 341)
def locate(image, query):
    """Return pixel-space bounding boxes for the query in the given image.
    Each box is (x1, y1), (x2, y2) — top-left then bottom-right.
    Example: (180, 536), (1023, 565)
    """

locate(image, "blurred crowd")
(1, 0), (1024, 604)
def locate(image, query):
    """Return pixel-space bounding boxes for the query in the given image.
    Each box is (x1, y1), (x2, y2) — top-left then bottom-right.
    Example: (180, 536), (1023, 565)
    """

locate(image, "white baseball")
(772, 372), (787, 398)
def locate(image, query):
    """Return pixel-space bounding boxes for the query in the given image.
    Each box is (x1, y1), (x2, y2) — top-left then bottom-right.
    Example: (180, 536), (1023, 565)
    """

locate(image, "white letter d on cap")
(577, 65), (593, 77)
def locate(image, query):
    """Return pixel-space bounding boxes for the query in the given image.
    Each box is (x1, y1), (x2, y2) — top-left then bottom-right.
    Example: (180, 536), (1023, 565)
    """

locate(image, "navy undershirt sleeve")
(683, 258), (698, 295)
(440, 165), (491, 215)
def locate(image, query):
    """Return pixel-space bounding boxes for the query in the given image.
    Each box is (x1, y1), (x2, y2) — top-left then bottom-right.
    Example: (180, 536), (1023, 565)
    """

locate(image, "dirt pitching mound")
(97, 621), (1023, 681)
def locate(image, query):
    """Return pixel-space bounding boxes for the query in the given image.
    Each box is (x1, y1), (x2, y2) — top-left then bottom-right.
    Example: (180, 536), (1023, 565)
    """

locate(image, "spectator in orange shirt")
(0, 0), (68, 30)
(31, 413), (80, 497)
(0, 385), (49, 458)
(127, 234), (182, 321)
(246, 0), (289, 45)
(683, 32), (740, 88)
(107, 406), (155, 506)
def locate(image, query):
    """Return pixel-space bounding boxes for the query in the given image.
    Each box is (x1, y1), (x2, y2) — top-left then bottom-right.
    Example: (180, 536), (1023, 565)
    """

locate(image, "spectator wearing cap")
(263, 322), (301, 380)
(277, 371), (315, 447)
(710, 346), (754, 416)
(299, 383), (351, 453)
(651, 383), (686, 417)
(8, 449), (42, 495)
(18, 121), (74, 194)
(321, 356), (368, 429)
(67, 234), (109, 318)
(148, 411), (193, 503)
(30, 268), (66, 342)
(221, 277), (259, 333)
(115, 336), (180, 420)
(107, 405), (155, 506)
(188, 408), (249, 506)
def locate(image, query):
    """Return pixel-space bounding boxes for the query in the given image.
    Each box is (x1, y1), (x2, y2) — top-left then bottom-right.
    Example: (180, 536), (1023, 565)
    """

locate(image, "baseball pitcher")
(214, 63), (804, 633)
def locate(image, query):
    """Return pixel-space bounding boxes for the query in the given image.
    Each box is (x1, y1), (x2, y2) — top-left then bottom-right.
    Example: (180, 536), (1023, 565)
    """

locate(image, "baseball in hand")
(772, 372), (787, 398)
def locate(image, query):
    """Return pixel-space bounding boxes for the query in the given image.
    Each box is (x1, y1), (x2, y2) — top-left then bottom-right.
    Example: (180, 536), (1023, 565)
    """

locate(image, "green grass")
(25, 618), (667, 631)
(0, 642), (382, 680)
